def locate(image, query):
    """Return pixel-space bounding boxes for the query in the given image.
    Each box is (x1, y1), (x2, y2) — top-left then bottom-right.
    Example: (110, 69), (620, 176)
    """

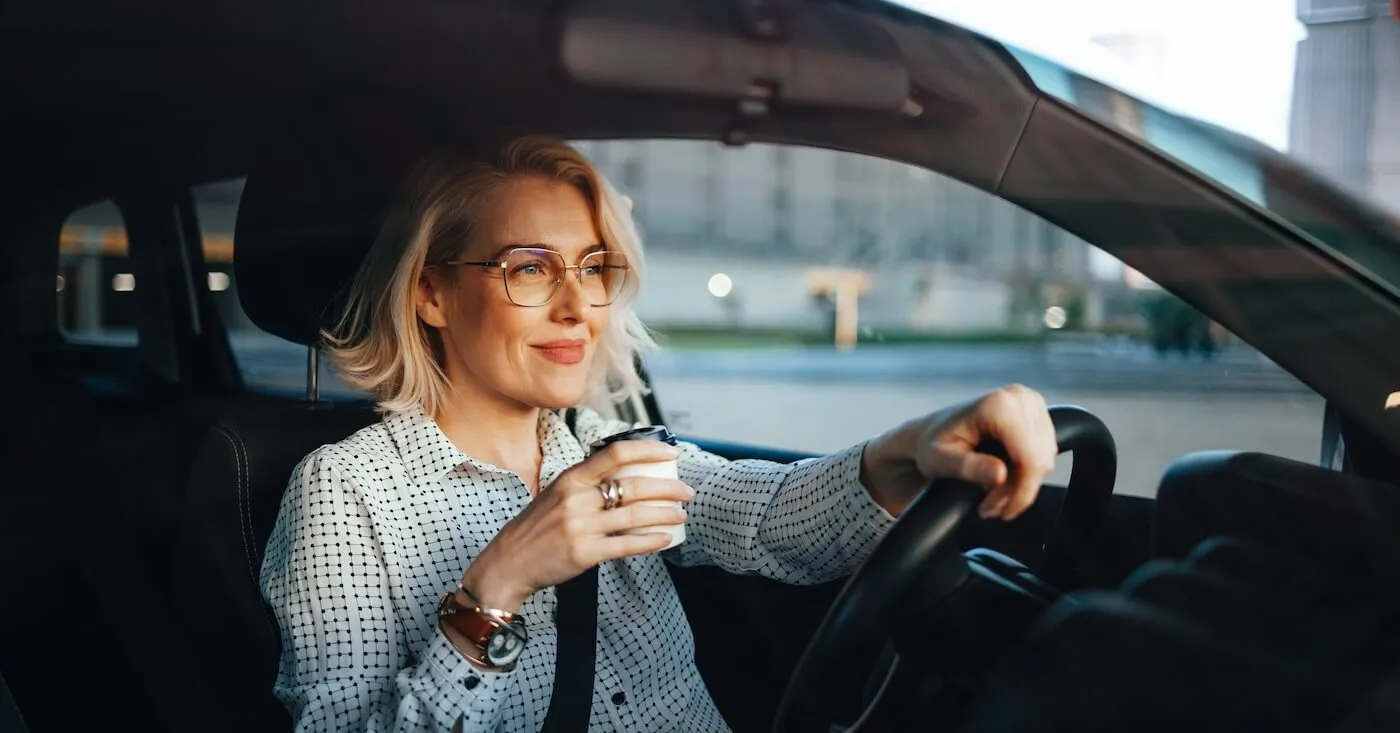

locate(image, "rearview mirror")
(560, 0), (910, 112)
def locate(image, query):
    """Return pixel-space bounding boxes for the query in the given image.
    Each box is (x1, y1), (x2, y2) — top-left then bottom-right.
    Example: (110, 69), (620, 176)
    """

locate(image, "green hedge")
(648, 325), (1044, 349)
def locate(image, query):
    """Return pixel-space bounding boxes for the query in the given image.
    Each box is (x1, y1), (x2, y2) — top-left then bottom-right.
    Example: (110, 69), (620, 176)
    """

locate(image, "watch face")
(486, 622), (528, 666)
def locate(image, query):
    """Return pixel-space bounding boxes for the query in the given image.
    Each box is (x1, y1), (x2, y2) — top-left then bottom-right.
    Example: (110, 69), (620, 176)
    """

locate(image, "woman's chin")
(527, 385), (589, 411)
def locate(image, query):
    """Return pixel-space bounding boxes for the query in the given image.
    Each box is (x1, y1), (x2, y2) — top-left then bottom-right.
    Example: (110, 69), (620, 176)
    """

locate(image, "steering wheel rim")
(772, 405), (1117, 733)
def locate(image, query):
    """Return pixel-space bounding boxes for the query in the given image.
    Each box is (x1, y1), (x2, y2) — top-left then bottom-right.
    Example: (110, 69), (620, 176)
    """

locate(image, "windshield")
(1005, 45), (1400, 298)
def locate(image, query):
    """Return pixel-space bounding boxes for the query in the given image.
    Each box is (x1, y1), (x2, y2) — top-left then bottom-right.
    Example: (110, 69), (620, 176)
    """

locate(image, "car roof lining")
(2, 0), (1024, 198)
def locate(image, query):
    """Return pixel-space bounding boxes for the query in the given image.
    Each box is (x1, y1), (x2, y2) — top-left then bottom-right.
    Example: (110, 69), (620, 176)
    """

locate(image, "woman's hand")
(860, 384), (1058, 520)
(460, 440), (694, 613)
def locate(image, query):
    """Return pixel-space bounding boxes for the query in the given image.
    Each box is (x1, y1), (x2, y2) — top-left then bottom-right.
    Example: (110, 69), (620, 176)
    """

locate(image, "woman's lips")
(532, 339), (588, 365)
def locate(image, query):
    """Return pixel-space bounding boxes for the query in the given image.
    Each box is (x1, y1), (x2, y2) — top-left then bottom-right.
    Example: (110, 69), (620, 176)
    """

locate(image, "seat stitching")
(210, 423), (280, 640)
(213, 424), (259, 591)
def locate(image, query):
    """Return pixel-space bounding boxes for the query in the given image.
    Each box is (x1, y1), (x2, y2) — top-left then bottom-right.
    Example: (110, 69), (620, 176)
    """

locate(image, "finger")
(925, 445), (1006, 488)
(998, 482), (1042, 521)
(924, 446), (1011, 520)
(567, 440), (681, 486)
(589, 502), (687, 535)
(589, 532), (675, 563)
(615, 477), (694, 505)
(984, 389), (1056, 520)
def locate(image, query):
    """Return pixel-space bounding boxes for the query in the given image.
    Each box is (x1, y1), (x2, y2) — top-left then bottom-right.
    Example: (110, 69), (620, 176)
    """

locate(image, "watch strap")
(437, 589), (524, 670)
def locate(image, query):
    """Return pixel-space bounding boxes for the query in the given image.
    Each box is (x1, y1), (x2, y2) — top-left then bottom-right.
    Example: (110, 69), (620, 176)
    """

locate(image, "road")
(230, 335), (1323, 496)
(234, 334), (1311, 396)
(649, 377), (1322, 498)
(642, 340), (1308, 394)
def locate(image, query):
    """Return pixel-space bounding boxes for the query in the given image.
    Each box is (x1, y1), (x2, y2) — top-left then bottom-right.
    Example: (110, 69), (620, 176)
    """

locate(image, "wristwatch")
(437, 584), (529, 670)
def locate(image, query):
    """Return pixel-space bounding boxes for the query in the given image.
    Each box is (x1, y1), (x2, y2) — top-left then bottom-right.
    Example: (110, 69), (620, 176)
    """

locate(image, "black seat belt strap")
(539, 408), (599, 733)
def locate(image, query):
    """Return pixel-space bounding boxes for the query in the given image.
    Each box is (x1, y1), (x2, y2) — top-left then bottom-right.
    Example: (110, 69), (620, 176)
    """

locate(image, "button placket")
(592, 651), (635, 730)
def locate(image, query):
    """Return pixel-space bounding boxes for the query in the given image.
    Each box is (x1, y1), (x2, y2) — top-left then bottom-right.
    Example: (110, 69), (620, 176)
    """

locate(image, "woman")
(259, 136), (1059, 732)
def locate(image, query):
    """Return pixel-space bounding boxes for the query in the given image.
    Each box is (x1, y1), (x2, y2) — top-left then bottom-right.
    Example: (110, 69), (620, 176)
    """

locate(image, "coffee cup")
(591, 425), (685, 550)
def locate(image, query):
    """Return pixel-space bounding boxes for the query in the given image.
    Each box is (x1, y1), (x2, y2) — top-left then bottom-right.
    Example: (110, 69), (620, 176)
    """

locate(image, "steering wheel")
(773, 405), (1117, 733)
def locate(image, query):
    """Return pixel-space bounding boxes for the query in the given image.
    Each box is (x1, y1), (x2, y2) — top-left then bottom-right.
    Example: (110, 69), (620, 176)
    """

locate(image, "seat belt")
(539, 408), (599, 733)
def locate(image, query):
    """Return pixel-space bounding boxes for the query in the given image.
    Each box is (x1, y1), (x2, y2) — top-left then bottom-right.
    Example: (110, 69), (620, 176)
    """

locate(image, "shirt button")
(611, 692), (626, 705)
(464, 675), (480, 690)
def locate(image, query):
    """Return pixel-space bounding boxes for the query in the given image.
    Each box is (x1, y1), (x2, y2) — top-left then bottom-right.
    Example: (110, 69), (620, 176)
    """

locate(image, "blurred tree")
(1143, 292), (1216, 359)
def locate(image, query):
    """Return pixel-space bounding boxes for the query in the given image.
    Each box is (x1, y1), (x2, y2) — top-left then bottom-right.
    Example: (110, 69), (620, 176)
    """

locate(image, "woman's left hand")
(860, 384), (1058, 520)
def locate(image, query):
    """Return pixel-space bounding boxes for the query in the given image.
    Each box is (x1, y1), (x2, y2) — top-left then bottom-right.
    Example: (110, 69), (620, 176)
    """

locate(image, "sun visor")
(560, 0), (910, 113)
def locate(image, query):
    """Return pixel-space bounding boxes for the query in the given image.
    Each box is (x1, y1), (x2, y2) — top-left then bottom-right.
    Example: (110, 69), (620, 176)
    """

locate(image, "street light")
(707, 273), (733, 298)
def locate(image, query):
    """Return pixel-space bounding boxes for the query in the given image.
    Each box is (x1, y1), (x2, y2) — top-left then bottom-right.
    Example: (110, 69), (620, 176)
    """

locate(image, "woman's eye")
(582, 265), (603, 277)
(512, 261), (547, 277)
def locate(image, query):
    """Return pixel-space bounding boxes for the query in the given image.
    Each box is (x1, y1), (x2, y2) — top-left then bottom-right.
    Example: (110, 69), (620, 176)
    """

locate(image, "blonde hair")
(322, 135), (656, 416)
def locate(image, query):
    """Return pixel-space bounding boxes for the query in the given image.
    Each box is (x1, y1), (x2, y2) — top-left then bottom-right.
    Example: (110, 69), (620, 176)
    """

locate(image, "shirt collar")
(383, 404), (585, 483)
(383, 405), (474, 482)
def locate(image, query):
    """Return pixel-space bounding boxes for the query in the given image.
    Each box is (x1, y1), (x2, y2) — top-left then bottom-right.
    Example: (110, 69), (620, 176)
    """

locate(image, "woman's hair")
(322, 135), (656, 416)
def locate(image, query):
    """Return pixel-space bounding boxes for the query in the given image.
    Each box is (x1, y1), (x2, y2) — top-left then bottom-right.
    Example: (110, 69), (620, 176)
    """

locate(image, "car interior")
(7, 1), (1400, 732)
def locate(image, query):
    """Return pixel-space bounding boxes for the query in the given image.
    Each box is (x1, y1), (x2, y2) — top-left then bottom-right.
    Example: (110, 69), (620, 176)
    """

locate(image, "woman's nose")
(552, 269), (591, 315)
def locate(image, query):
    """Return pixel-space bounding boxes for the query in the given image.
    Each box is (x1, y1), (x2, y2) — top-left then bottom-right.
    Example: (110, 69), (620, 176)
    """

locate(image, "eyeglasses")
(438, 247), (632, 307)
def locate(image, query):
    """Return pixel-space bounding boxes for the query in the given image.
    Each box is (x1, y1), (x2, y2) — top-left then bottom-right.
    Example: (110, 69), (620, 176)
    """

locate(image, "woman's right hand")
(459, 440), (693, 613)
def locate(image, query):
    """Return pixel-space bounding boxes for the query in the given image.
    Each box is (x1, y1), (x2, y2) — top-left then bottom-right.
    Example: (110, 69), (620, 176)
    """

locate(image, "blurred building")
(571, 139), (1104, 332)
(1290, 0), (1400, 207)
(64, 140), (1124, 339)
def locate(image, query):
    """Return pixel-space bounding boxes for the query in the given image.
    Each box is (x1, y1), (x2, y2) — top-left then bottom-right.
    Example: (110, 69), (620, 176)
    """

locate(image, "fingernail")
(683, 484), (696, 499)
(984, 465), (1001, 484)
(991, 495), (1010, 518)
(676, 506), (688, 519)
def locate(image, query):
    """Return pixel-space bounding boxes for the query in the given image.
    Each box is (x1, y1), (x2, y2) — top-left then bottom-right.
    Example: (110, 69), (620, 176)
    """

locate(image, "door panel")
(681, 436), (819, 465)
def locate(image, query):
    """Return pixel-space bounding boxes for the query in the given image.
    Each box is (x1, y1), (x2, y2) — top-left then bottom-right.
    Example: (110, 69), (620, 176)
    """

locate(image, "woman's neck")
(433, 389), (546, 492)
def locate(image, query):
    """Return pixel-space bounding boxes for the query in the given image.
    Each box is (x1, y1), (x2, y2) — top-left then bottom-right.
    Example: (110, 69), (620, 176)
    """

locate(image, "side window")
(619, 141), (1323, 498)
(184, 143), (1323, 497)
(191, 178), (365, 400)
(58, 200), (134, 344)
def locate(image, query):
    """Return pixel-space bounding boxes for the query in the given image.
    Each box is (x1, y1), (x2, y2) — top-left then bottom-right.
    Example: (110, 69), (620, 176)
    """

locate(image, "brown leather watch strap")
(436, 591), (522, 669)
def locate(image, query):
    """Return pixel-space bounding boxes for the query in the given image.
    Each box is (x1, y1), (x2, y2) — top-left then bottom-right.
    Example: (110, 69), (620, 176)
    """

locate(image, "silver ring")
(598, 480), (622, 510)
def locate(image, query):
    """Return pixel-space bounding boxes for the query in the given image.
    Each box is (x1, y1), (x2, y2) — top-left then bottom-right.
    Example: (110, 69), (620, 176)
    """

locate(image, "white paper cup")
(610, 459), (684, 550)
(593, 426), (685, 551)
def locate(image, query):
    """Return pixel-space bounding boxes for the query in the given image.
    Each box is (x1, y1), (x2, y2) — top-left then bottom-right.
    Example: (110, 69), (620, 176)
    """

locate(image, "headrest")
(234, 95), (508, 345)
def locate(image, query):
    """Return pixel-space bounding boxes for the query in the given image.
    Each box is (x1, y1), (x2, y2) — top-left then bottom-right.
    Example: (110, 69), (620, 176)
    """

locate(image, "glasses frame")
(437, 246), (632, 307)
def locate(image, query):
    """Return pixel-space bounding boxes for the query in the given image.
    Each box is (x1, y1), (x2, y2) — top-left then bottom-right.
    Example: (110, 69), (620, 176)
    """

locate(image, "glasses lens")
(581, 251), (629, 306)
(502, 248), (565, 306)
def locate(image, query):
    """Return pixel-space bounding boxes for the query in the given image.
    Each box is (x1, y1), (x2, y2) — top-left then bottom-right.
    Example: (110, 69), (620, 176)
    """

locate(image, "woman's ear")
(415, 268), (451, 329)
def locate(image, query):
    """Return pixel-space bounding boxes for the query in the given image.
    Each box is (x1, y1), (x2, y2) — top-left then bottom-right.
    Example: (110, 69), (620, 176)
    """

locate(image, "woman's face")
(417, 175), (612, 413)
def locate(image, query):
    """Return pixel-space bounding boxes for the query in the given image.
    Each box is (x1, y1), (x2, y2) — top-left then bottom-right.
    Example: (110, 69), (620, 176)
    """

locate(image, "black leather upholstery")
(172, 107), (427, 729)
(172, 399), (377, 730)
(233, 97), (475, 345)
(178, 108), (514, 728)
(965, 538), (1400, 732)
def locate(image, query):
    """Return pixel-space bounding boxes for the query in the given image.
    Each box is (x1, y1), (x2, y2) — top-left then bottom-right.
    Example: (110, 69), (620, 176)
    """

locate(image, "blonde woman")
(259, 136), (1059, 732)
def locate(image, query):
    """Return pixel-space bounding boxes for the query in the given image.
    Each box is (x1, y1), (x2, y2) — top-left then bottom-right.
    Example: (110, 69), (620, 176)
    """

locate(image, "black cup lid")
(592, 425), (677, 448)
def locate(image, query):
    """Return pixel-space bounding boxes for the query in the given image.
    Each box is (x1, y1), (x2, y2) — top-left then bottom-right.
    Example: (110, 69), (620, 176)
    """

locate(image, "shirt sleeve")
(259, 451), (516, 732)
(665, 440), (898, 584)
(568, 407), (897, 585)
